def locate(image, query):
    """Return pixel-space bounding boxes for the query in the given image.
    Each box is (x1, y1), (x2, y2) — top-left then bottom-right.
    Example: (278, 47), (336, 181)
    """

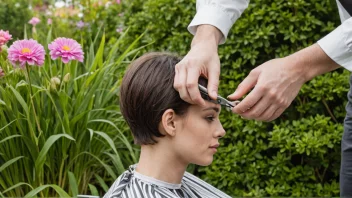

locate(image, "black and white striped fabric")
(103, 165), (232, 198)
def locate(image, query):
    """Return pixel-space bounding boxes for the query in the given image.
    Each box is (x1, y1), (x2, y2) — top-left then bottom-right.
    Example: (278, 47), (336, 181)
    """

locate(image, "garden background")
(0, 0), (348, 197)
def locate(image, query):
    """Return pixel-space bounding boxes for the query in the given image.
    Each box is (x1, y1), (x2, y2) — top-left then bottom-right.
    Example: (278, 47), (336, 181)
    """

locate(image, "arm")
(188, 0), (250, 44)
(174, 0), (250, 105)
(229, 17), (352, 121)
(317, 17), (352, 71)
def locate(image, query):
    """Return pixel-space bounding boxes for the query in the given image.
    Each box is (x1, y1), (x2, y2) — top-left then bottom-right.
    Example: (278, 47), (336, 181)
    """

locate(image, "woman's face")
(173, 101), (226, 166)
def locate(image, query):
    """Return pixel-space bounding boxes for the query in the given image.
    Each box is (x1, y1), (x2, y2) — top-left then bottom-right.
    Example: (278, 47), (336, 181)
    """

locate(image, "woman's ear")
(159, 109), (178, 137)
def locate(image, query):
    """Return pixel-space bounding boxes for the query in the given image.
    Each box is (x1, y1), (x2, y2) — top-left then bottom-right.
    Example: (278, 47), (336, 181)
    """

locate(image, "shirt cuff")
(188, 5), (234, 45)
(317, 24), (352, 71)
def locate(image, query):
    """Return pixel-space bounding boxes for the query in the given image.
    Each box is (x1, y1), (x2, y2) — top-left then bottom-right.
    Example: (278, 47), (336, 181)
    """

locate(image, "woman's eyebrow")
(202, 107), (220, 112)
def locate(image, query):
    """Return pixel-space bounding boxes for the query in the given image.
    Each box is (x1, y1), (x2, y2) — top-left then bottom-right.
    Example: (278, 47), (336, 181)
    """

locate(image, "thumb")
(228, 70), (259, 100)
(207, 66), (220, 100)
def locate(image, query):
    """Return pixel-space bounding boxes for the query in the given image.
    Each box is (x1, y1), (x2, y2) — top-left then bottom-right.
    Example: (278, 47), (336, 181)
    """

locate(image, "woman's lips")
(209, 144), (219, 152)
(209, 143), (219, 148)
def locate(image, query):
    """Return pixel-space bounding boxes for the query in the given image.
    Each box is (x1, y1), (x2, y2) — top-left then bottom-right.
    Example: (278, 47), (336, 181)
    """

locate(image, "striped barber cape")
(103, 165), (232, 198)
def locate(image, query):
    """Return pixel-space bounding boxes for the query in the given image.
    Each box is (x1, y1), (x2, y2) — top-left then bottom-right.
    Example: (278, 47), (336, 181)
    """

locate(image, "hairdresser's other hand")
(174, 25), (223, 106)
(228, 57), (305, 122)
(228, 44), (340, 122)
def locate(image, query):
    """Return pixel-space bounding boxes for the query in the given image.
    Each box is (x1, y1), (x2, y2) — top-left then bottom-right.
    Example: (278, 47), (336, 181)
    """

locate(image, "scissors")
(198, 84), (240, 110)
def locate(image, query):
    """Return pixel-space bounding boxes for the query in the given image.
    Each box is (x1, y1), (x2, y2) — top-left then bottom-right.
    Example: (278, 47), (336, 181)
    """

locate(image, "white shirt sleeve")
(317, 17), (352, 71)
(188, 0), (250, 44)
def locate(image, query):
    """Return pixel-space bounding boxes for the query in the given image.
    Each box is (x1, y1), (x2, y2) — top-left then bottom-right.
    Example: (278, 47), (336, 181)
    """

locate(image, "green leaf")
(24, 184), (70, 198)
(0, 119), (17, 133)
(68, 171), (78, 197)
(0, 135), (22, 144)
(105, 152), (125, 174)
(95, 174), (109, 192)
(35, 134), (75, 174)
(88, 184), (99, 196)
(2, 182), (33, 194)
(88, 119), (136, 162)
(0, 156), (24, 172)
(93, 131), (118, 155)
(9, 85), (29, 116)
(90, 33), (105, 71)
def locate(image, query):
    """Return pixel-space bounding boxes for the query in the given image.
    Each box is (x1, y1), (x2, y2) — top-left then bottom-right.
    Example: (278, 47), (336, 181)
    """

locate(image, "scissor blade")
(217, 96), (234, 108)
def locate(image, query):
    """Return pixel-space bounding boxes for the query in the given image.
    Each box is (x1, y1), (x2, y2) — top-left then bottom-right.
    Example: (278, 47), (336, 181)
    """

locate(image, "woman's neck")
(135, 144), (188, 184)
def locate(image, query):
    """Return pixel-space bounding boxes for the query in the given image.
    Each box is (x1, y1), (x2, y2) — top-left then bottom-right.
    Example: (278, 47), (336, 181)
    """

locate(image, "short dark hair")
(120, 52), (206, 145)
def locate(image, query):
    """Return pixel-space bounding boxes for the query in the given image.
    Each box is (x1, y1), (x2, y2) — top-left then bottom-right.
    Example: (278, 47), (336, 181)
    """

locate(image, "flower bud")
(1, 45), (8, 53)
(51, 77), (60, 85)
(50, 77), (61, 90)
(63, 73), (70, 83)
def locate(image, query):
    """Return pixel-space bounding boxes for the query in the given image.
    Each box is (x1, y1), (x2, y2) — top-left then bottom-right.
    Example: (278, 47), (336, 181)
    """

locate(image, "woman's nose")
(216, 124), (226, 138)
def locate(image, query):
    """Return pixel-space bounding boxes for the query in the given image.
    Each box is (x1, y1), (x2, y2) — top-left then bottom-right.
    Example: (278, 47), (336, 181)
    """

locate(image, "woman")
(104, 52), (231, 198)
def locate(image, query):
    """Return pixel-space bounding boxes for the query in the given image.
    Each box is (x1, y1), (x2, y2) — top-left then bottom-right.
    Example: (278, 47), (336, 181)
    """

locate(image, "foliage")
(0, 28), (140, 197)
(0, 0), (31, 40)
(0, 0), (348, 196)
(121, 0), (346, 196)
(122, 0), (195, 54)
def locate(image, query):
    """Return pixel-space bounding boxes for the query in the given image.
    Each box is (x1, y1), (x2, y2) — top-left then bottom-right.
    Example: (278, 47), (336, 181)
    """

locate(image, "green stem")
(25, 64), (42, 145)
(58, 159), (65, 187)
(60, 60), (65, 91)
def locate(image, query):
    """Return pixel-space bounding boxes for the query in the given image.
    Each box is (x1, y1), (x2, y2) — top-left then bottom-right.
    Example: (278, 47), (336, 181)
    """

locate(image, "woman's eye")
(206, 116), (215, 121)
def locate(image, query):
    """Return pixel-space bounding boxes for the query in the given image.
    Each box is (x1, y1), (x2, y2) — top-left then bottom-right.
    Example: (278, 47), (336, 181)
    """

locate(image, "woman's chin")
(194, 156), (213, 166)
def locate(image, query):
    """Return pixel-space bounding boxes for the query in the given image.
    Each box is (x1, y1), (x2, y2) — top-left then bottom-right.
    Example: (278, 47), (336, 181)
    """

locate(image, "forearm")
(189, 0), (250, 44)
(191, 25), (222, 48)
(288, 44), (341, 83)
(317, 17), (352, 70)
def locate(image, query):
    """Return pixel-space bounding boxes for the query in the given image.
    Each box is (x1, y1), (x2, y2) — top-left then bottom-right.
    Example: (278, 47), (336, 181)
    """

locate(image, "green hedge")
(0, 0), (31, 40)
(122, 0), (347, 196)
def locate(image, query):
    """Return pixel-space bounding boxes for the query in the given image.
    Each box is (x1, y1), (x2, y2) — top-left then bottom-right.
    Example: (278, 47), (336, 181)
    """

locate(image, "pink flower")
(76, 21), (85, 29)
(29, 17), (41, 26)
(0, 30), (12, 46)
(0, 68), (4, 78)
(47, 18), (52, 25)
(116, 0), (121, 4)
(48, 37), (84, 63)
(8, 39), (45, 67)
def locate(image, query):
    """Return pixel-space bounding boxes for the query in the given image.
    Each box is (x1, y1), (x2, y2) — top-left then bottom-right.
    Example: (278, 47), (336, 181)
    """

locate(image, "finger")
(267, 107), (285, 121)
(239, 94), (274, 120)
(174, 63), (192, 103)
(207, 65), (220, 100)
(257, 105), (278, 122)
(228, 70), (259, 100)
(232, 85), (264, 114)
(174, 63), (181, 90)
(186, 66), (205, 105)
(174, 62), (182, 90)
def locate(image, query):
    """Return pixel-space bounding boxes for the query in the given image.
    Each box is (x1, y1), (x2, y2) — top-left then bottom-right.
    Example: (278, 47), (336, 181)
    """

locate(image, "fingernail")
(212, 91), (217, 97)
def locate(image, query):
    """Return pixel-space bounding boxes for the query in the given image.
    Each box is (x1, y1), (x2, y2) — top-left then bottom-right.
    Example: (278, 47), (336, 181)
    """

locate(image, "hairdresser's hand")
(228, 44), (340, 122)
(228, 57), (305, 121)
(174, 25), (223, 106)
